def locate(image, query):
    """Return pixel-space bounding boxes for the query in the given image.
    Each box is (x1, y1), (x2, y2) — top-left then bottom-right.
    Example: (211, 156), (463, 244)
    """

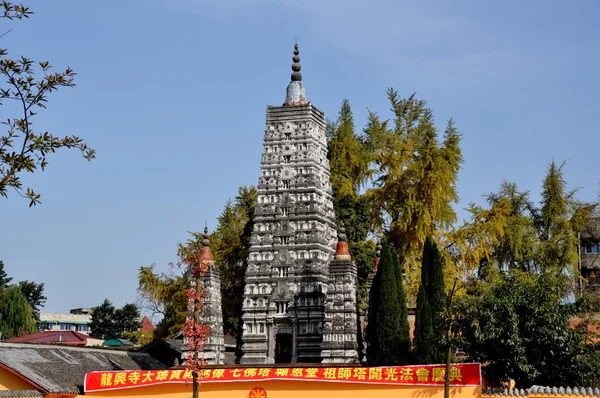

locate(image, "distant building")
(140, 316), (155, 333)
(580, 217), (600, 289)
(6, 330), (103, 346)
(39, 308), (93, 334)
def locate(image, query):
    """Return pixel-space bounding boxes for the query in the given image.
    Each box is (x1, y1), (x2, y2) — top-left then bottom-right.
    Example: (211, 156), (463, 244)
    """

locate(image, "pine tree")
(413, 237), (446, 363)
(364, 91), (462, 303)
(211, 185), (257, 359)
(18, 280), (46, 320)
(392, 249), (411, 364)
(366, 245), (402, 365)
(114, 303), (141, 335)
(536, 161), (580, 275)
(327, 100), (374, 313)
(90, 299), (118, 339)
(0, 260), (12, 288)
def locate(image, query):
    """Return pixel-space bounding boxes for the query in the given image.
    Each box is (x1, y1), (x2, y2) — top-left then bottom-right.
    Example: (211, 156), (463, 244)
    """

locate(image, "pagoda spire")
(335, 222), (351, 261)
(200, 226), (214, 264)
(284, 43), (307, 106)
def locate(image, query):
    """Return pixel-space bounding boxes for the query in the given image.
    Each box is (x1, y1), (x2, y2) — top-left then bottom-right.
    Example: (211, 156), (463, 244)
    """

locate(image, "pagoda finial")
(337, 221), (348, 242)
(335, 221), (351, 261)
(200, 226), (214, 264)
(291, 43), (302, 82)
(284, 42), (307, 106)
(202, 226), (210, 248)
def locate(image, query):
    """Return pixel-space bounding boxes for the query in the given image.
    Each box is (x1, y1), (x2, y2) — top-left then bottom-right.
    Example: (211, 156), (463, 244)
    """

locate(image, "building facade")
(240, 45), (358, 364)
(39, 309), (92, 334)
(581, 217), (600, 289)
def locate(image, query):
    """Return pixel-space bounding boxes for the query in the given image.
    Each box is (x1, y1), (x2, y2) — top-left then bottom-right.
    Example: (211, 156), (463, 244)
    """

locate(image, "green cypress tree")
(413, 284), (434, 363)
(366, 245), (402, 365)
(414, 237), (447, 363)
(365, 255), (381, 363)
(392, 250), (411, 364)
(428, 237), (447, 361)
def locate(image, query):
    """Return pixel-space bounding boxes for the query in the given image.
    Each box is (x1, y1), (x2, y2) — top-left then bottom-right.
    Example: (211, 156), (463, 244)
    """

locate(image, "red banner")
(84, 364), (481, 392)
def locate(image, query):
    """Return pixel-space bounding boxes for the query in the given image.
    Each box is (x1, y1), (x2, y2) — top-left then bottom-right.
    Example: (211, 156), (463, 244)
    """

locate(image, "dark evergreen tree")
(413, 285), (434, 363)
(392, 249), (411, 364)
(0, 260), (12, 288)
(413, 237), (446, 363)
(366, 245), (402, 365)
(18, 280), (46, 319)
(90, 299), (118, 339)
(114, 303), (141, 335)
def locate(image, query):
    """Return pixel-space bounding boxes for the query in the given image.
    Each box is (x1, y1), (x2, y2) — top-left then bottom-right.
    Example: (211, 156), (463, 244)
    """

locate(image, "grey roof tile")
(0, 342), (167, 394)
(0, 392), (43, 397)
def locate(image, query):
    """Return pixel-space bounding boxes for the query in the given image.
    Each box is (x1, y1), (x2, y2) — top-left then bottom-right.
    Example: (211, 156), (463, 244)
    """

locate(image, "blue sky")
(2, 0), (599, 314)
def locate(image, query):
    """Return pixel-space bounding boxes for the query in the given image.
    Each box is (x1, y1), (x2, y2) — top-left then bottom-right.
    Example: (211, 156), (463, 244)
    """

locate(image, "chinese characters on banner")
(84, 364), (481, 392)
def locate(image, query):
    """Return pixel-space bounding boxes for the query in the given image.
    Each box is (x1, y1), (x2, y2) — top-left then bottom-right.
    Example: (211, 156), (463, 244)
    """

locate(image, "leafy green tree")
(90, 299), (118, 339)
(456, 269), (600, 387)
(414, 237), (446, 364)
(137, 265), (188, 338)
(535, 161), (582, 276)
(327, 100), (374, 311)
(327, 99), (370, 197)
(366, 245), (404, 365)
(483, 181), (537, 273)
(211, 186), (257, 359)
(115, 303), (141, 335)
(0, 284), (36, 339)
(0, 260), (12, 288)
(18, 280), (46, 319)
(364, 90), (462, 302)
(0, 2), (95, 206)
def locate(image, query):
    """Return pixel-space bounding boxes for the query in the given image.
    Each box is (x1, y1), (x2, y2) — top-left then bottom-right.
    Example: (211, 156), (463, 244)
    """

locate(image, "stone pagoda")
(240, 44), (357, 364)
(320, 224), (359, 363)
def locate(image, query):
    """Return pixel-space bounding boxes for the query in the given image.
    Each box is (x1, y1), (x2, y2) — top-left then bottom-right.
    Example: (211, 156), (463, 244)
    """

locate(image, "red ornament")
(248, 387), (267, 398)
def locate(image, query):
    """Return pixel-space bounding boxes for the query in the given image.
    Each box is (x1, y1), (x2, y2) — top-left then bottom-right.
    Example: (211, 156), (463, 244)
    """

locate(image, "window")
(285, 133), (291, 140)
(247, 324), (253, 334)
(281, 207), (289, 217)
(60, 323), (72, 331)
(78, 324), (89, 332)
(586, 242), (600, 254)
(259, 323), (265, 333)
(283, 181), (289, 189)
(281, 236), (289, 245)
(284, 156), (290, 164)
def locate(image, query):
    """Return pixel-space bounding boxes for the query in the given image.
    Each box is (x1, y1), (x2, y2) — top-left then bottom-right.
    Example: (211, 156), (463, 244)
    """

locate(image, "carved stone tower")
(240, 44), (338, 364)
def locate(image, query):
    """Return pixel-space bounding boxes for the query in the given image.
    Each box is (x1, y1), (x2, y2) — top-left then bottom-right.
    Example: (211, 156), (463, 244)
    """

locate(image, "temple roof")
(0, 342), (166, 394)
